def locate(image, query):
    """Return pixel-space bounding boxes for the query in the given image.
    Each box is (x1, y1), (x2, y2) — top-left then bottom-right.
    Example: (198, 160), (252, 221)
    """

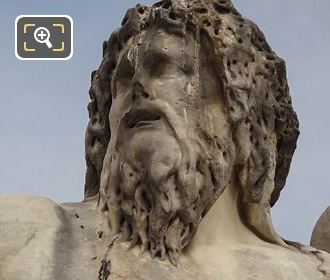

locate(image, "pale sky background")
(0, 0), (329, 244)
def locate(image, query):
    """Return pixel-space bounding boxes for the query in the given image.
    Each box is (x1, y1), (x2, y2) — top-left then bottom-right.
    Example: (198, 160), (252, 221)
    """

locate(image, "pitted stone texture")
(311, 207), (330, 254)
(1, 0), (330, 279)
(85, 0), (300, 261)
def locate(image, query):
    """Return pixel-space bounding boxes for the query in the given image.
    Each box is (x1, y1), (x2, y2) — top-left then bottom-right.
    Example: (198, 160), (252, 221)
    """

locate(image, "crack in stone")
(98, 235), (120, 280)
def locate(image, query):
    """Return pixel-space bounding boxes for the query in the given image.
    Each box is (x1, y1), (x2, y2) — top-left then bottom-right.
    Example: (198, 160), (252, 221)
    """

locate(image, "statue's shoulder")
(0, 195), (103, 280)
(0, 195), (64, 280)
(305, 246), (330, 278)
(0, 195), (64, 248)
(288, 243), (330, 279)
(0, 194), (63, 223)
(319, 250), (330, 277)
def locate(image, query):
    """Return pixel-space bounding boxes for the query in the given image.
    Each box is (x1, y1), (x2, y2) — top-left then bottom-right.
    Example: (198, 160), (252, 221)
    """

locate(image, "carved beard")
(101, 129), (232, 265)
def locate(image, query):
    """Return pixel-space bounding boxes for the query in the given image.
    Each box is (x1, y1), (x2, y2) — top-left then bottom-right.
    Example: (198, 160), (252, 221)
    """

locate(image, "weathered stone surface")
(86, 0), (300, 264)
(1, 195), (330, 280)
(0, 196), (107, 280)
(311, 207), (330, 254)
(1, 0), (330, 279)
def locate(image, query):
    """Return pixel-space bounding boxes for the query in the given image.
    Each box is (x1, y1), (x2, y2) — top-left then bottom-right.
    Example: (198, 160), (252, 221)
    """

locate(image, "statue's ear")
(233, 120), (288, 247)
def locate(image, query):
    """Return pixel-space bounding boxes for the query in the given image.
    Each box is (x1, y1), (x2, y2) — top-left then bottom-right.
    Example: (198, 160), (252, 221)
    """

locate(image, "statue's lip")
(124, 108), (161, 129)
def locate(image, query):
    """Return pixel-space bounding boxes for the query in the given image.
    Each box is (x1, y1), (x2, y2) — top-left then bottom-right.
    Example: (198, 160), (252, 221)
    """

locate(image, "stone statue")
(312, 207), (330, 254)
(1, 0), (329, 279)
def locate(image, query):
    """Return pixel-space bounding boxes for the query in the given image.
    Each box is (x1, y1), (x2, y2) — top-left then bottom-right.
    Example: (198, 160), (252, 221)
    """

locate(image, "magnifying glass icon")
(34, 27), (53, 49)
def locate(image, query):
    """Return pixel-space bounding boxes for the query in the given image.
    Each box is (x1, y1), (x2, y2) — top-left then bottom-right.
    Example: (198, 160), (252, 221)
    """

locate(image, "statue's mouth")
(124, 109), (161, 129)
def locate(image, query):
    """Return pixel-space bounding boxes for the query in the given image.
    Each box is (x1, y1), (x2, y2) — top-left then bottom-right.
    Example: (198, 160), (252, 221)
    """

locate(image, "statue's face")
(103, 27), (232, 263)
(110, 27), (229, 171)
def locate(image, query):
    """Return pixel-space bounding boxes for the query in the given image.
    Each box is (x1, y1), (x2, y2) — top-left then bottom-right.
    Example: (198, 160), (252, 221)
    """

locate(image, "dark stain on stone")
(98, 259), (111, 280)
(98, 236), (120, 280)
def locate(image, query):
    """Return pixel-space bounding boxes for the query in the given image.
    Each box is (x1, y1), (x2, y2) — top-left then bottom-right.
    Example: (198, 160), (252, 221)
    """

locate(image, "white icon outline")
(34, 27), (53, 48)
(15, 15), (73, 61)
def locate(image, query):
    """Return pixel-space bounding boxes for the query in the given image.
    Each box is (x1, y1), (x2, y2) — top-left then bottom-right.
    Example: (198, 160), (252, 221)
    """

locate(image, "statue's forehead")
(135, 28), (195, 60)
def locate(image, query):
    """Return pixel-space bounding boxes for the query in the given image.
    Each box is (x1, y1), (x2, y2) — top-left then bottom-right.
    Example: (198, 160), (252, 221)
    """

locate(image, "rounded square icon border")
(15, 15), (73, 61)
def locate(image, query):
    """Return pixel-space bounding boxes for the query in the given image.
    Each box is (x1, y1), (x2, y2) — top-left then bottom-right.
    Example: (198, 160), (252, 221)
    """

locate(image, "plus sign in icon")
(16, 15), (73, 60)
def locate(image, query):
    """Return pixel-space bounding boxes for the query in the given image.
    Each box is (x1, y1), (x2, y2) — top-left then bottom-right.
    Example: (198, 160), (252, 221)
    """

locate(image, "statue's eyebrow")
(144, 48), (171, 64)
(141, 48), (173, 75)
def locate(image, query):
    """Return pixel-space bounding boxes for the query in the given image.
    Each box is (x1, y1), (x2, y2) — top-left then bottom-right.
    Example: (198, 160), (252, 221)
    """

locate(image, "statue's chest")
(100, 244), (326, 280)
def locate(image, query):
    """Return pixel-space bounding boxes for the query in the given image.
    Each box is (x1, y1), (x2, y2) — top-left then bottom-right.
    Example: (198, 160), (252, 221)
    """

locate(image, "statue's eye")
(143, 52), (170, 77)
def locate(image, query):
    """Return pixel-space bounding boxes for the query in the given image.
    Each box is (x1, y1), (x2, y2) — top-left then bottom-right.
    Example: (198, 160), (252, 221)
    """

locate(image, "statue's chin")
(120, 129), (182, 178)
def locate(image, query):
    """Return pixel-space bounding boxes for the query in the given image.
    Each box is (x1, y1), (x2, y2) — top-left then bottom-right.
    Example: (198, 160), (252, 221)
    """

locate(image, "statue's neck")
(184, 181), (269, 255)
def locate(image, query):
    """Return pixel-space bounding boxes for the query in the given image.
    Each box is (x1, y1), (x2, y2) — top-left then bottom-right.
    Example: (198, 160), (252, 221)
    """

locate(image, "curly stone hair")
(84, 0), (299, 245)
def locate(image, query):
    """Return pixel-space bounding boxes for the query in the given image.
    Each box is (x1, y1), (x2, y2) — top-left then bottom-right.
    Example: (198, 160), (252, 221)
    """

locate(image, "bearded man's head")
(84, 0), (299, 264)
